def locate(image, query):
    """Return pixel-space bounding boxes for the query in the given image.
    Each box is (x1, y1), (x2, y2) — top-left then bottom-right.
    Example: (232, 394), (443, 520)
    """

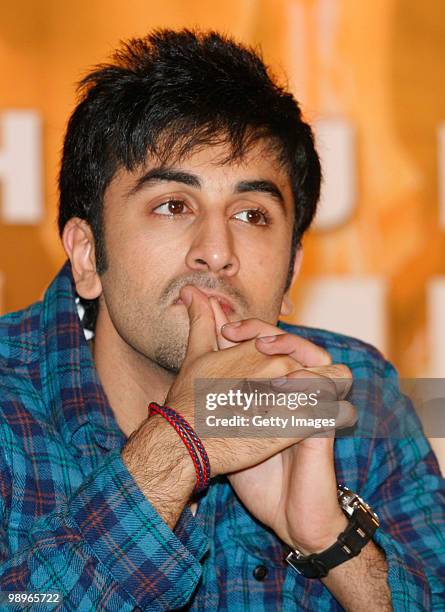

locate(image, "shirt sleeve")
(361, 361), (445, 611)
(0, 447), (209, 611)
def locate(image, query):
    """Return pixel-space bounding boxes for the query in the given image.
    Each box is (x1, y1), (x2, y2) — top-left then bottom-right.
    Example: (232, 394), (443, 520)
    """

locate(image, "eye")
(153, 199), (190, 216)
(233, 209), (269, 225)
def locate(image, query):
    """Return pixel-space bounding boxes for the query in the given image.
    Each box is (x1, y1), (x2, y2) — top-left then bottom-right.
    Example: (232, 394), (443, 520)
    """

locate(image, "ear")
(280, 247), (303, 317)
(62, 217), (103, 300)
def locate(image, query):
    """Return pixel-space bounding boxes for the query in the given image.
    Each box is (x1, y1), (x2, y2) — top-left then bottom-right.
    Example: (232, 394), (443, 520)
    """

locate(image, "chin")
(156, 359), (181, 374)
(152, 333), (188, 374)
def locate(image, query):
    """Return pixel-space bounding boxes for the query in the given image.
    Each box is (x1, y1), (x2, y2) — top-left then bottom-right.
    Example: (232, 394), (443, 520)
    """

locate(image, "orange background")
(1, 0), (445, 379)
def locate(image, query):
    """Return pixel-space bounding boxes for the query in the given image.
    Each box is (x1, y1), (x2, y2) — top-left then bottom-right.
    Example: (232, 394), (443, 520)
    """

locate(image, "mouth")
(173, 290), (235, 316)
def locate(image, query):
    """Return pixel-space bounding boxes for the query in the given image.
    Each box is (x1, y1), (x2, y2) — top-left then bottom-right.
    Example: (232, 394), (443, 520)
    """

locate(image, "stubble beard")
(153, 323), (188, 373)
(113, 274), (287, 376)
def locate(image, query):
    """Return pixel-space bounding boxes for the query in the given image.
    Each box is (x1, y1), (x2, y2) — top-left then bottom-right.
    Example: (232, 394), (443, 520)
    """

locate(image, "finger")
(305, 364), (352, 400)
(181, 285), (218, 359)
(266, 400), (356, 443)
(209, 297), (236, 350)
(221, 317), (332, 367)
(257, 367), (356, 432)
(331, 400), (357, 430)
(289, 437), (343, 518)
(254, 332), (332, 368)
(271, 367), (334, 397)
(270, 367), (349, 403)
(222, 318), (287, 341)
(284, 400), (357, 438)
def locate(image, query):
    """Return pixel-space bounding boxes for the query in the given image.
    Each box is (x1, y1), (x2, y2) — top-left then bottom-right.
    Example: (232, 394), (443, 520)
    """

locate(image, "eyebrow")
(127, 168), (201, 197)
(235, 180), (285, 207)
(127, 167), (286, 212)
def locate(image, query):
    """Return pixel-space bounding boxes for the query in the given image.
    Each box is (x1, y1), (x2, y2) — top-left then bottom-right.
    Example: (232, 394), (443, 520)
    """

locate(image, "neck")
(91, 309), (175, 438)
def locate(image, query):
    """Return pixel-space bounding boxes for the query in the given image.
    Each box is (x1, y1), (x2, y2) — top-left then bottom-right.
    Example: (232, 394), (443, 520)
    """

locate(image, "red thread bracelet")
(151, 405), (203, 490)
(148, 402), (210, 493)
(159, 405), (211, 484)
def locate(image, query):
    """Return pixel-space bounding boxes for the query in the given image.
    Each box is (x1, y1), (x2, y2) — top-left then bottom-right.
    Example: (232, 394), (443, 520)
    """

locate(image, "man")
(0, 29), (443, 611)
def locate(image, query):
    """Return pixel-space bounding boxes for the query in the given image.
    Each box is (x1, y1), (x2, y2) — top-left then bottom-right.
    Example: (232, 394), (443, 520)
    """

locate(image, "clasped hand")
(165, 285), (357, 554)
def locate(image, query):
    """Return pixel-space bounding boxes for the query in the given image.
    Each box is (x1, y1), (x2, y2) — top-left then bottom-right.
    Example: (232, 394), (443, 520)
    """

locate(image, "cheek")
(245, 247), (289, 278)
(108, 227), (176, 275)
(242, 247), (290, 312)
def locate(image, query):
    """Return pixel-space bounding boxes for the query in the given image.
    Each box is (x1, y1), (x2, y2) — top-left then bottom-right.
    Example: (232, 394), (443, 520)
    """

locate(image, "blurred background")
(1, 0), (444, 467)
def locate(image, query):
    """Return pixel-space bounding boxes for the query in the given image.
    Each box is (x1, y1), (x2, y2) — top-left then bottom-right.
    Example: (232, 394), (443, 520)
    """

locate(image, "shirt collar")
(39, 260), (125, 452)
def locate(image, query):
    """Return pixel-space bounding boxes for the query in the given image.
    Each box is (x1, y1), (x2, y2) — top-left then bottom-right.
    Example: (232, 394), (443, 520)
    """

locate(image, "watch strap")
(285, 502), (379, 579)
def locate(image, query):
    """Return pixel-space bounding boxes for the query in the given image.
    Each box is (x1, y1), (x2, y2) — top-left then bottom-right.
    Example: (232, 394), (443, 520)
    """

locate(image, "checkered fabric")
(0, 262), (444, 610)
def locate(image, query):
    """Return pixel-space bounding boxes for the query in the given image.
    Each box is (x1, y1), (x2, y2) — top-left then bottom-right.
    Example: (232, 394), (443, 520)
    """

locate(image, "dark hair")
(58, 28), (321, 293)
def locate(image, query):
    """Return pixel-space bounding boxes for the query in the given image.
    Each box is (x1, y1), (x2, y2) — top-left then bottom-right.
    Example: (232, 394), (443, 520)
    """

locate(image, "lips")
(173, 290), (235, 315)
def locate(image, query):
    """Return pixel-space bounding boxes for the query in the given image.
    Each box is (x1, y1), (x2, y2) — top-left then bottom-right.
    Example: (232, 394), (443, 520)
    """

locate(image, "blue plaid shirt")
(0, 262), (444, 611)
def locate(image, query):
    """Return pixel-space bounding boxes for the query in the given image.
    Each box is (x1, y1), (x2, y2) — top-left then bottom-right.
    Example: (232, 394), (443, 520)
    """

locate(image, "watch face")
(337, 485), (379, 523)
(337, 486), (356, 515)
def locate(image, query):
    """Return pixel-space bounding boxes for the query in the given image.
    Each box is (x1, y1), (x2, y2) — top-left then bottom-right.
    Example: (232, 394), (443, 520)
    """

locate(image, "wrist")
(148, 402), (211, 492)
(285, 485), (380, 579)
(122, 414), (196, 528)
(143, 413), (197, 488)
(290, 511), (349, 555)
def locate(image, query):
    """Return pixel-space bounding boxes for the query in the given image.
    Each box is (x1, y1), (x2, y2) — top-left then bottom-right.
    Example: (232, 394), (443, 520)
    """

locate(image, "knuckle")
(190, 311), (204, 326)
(342, 400), (356, 414)
(332, 364), (352, 378)
(338, 400), (357, 422)
(244, 317), (260, 326)
(322, 349), (333, 365)
(244, 318), (274, 335)
(233, 318), (257, 331)
(283, 356), (298, 372)
(269, 355), (298, 375)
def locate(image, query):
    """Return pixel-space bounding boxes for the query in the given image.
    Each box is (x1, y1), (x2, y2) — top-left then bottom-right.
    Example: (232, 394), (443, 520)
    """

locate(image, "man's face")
(97, 139), (295, 372)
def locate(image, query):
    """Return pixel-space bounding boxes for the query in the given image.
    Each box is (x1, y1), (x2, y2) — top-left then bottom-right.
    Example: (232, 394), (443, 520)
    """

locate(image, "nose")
(185, 216), (240, 276)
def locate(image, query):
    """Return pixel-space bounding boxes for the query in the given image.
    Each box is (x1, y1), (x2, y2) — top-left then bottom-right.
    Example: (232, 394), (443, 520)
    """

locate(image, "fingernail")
(271, 377), (288, 387)
(222, 321), (242, 330)
(258, 335), (277, 343)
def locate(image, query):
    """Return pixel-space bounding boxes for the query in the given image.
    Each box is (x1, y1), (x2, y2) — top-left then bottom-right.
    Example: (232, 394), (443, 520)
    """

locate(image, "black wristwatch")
(285, 485), (380, 579)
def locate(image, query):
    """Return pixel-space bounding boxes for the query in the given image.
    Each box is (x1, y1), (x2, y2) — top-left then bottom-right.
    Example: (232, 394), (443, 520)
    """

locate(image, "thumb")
(209, 296), (237, 350)
(181, 285), (218, 359)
